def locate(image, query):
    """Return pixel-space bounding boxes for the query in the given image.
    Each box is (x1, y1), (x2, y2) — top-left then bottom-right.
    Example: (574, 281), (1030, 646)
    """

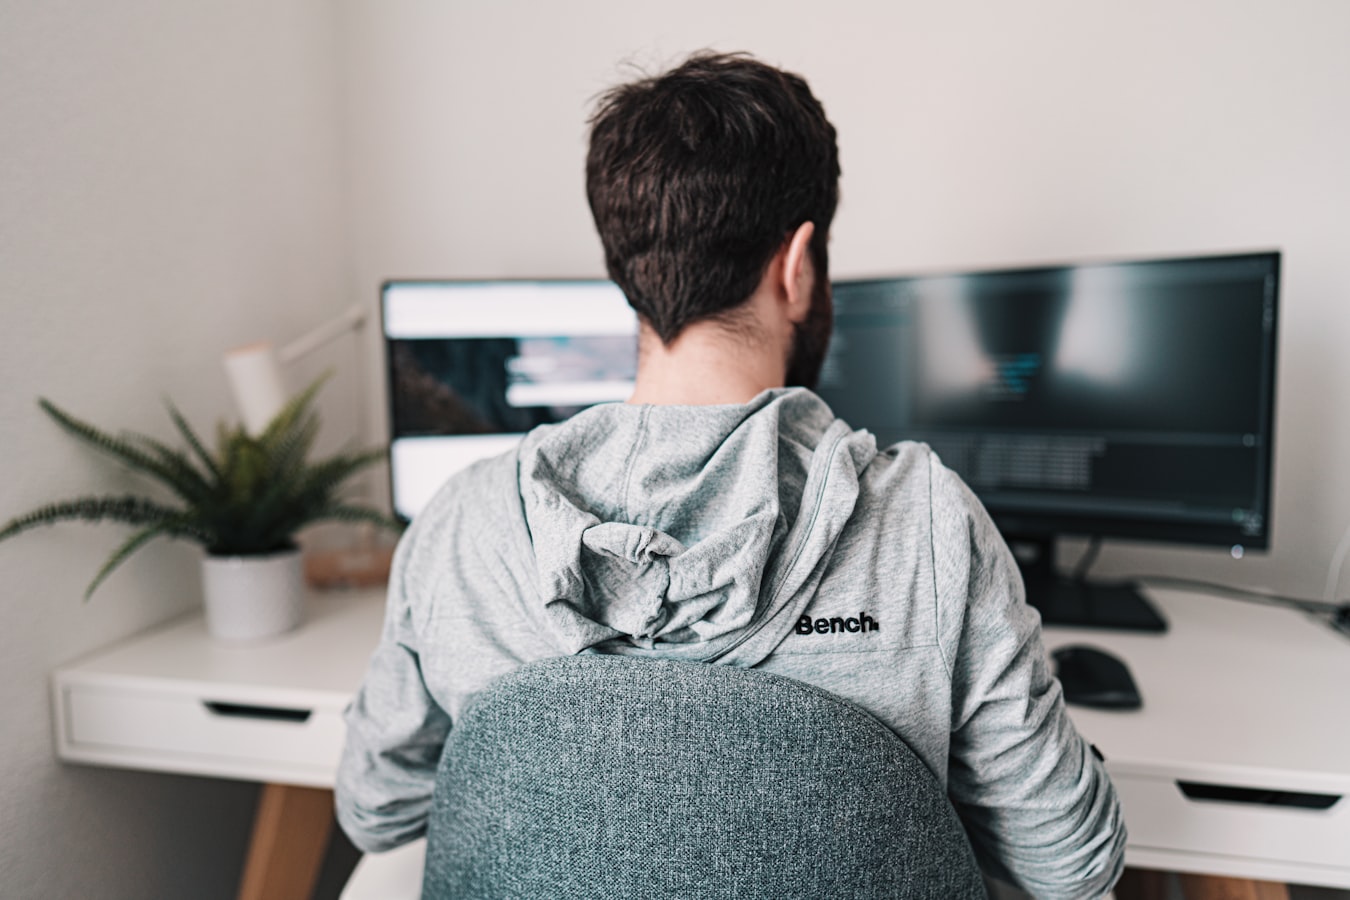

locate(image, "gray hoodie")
(336, 388), (1126, 898)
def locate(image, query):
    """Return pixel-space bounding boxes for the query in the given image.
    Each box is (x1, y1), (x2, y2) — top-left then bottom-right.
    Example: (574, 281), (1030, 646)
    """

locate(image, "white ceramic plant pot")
(201, 548), (305, 642)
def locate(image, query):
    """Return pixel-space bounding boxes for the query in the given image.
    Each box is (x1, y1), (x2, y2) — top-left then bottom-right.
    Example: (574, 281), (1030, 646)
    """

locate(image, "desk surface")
(56, 586), (1350, 785)
(52, 584), (1350, 887)
(1044, 587), (1350, 794)
(52, 590), (384, 787)
(57, 589), (385, 712)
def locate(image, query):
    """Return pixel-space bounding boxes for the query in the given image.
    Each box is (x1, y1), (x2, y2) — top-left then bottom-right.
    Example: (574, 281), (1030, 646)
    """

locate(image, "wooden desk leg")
(1115, 866), (1171, 900)
(1178, 874), (1290, 900)
(236, 783), (334, 900)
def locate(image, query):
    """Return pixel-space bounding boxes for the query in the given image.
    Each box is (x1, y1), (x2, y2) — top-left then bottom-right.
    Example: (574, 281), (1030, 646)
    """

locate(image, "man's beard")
(784, 271), (833, 390)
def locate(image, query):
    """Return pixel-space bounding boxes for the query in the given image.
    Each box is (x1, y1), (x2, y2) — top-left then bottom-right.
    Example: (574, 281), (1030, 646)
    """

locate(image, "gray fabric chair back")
(421, 655), (986, 899)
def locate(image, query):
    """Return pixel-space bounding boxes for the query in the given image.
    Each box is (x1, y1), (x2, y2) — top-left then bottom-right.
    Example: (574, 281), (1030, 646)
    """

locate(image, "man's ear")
(781, 221), (816, 324)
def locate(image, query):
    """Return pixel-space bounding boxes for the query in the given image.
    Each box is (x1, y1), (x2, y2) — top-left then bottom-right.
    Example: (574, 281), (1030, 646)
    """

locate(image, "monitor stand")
(1006, 536), (1167, 633)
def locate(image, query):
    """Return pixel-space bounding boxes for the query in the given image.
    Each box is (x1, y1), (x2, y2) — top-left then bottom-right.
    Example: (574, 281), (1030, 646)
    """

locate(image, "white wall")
(4, 2), (1348, 897)
(340, 0), (1350, 603)
(0, 3), (354, 897)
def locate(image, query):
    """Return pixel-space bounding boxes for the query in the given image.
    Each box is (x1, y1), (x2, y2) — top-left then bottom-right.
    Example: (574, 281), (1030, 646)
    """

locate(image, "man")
(336, 52), (1126, 897)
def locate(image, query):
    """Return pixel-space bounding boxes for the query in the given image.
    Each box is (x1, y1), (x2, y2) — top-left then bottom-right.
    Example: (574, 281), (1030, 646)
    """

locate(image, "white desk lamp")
(223, 305), (366, 434)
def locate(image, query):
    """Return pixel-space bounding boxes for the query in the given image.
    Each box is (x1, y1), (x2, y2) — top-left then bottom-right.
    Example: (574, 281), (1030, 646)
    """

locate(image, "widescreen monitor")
(816, 251), (1281, 630)
(382, 280), (637, 521)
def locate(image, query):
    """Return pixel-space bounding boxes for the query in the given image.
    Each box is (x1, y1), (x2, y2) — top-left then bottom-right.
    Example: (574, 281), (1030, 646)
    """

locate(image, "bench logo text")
(795, 612), (879, 635)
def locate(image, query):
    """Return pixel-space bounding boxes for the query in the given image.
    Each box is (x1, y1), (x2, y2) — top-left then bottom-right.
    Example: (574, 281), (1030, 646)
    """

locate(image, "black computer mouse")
(1052, 644), (1142, 710)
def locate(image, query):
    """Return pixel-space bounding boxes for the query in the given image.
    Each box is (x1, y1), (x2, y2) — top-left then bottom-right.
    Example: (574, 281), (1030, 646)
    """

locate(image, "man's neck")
(627, 320), (787, 406)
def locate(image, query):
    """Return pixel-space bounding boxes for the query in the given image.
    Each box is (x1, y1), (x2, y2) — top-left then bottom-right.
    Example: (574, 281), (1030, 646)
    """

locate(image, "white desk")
(52, 586), (1350, 897)
(52, 589), (385, 900)
(1043, 588), (1350, 890)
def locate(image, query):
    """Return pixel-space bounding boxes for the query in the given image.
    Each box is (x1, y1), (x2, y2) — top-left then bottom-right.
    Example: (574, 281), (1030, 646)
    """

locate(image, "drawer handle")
(1177, 781), (1341, 810)
(203, 701), (312, 723)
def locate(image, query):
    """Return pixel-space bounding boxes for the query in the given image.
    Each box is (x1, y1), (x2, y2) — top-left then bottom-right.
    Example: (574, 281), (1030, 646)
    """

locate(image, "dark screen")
(816, 253), (1279, 547)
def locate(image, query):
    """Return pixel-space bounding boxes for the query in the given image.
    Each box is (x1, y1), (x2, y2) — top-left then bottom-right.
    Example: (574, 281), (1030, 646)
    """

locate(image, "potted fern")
(0, 377), (400, 641)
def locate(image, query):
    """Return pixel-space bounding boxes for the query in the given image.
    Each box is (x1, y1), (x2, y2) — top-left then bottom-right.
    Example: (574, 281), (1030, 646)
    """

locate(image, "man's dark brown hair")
(586, 52), (840, 345)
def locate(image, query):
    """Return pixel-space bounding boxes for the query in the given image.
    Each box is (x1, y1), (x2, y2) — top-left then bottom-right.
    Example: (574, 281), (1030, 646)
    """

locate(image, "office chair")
(408, 654), (987, 899)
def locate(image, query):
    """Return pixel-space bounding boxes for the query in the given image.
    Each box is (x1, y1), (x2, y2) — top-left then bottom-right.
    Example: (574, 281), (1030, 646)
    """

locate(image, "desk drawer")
(62, 684), (346, 774)
(1115, 772), (1350, 868)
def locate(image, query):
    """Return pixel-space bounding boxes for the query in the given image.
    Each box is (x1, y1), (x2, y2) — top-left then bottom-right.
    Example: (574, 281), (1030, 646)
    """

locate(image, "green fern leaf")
(127, 432), (213, 501)
(267, 412), (321, 484)
(0, 496), (185, 542)
(257, 373), (329, 452)
(84, 524), (169, 600)
(295, 449), (386, 503)
(165, 400), (222, 481)
(39, 400), (202, 501)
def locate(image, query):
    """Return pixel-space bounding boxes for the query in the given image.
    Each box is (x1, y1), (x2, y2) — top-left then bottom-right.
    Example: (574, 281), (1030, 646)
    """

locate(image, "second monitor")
(815, 251), (1281, 631)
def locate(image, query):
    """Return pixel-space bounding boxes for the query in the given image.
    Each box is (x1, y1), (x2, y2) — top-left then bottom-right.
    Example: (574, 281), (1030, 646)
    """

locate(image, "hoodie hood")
(516, 388), (877, 667)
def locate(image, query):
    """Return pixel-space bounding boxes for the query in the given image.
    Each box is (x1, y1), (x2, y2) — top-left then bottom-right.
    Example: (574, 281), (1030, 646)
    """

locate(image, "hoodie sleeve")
(335, 517), (451, 854)
(932, 459), (1126, 899)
